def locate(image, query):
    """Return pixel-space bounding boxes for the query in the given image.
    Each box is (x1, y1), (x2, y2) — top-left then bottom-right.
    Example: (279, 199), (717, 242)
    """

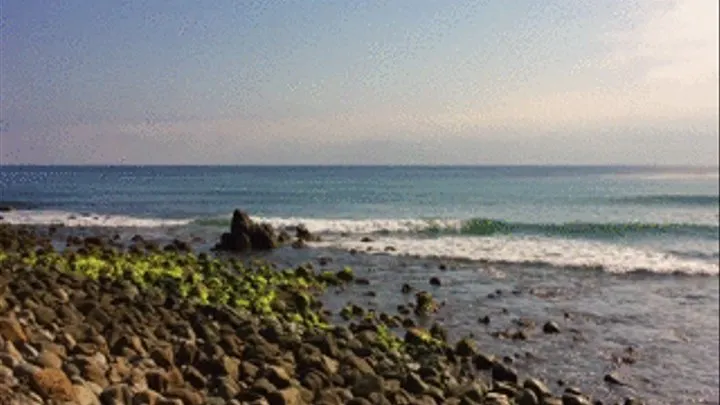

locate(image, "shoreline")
(1, 217), (717, 278)
(0, 222), (650, 405)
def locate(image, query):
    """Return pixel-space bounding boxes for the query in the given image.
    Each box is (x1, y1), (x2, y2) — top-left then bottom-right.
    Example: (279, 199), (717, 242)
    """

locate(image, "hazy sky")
(0, 0), (718, 165)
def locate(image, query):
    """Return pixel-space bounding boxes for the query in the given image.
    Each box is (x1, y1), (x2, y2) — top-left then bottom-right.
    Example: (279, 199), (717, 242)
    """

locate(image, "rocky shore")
(0, 222), (644, 405)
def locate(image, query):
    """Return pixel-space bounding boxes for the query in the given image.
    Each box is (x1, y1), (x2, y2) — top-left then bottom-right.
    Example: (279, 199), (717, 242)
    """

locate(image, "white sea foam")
(312, 235), (720, 276)
(2, 211), (716, 275)
(254, 216), (461, 234)
(0, 210), (192, 228)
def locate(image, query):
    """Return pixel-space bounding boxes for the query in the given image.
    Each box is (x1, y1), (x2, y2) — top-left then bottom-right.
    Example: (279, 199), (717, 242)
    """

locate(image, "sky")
(0, 0), (718, 165)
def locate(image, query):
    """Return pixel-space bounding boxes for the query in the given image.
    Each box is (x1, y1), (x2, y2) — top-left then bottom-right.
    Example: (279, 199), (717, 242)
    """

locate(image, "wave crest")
(248, 216), (719, 240)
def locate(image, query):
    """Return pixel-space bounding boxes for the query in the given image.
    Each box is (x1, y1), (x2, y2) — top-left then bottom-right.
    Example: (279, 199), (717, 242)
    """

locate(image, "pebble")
(562, 393), (593, 405)
(73, 384), (101, 405)
(0, 352), (19, 368)
(523, 378), (550, 399)
(29, 367), (76, 402)
(603, 372), (625, 385)
(35, 350), (63, 369)
(0, 313), (28, 342)
(543, 321), (561, 334)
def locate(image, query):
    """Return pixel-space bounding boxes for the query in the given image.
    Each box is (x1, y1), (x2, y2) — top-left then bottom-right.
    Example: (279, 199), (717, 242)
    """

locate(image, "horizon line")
(1, 163), (718, 169)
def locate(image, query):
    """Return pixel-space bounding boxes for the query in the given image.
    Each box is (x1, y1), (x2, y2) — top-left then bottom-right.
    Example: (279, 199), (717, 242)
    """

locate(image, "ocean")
(1, 165), (718, 403)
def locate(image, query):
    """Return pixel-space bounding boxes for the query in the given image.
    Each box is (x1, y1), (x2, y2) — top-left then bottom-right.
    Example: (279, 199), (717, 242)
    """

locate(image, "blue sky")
(1, 0), (718, 165)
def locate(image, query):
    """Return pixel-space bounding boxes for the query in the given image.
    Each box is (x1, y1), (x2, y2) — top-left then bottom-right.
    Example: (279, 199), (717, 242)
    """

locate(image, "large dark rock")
(214, 209), (279, 252)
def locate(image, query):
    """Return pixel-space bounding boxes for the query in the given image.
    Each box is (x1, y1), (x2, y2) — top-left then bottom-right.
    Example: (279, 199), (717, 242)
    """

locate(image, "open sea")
(1, 165), (718, 404)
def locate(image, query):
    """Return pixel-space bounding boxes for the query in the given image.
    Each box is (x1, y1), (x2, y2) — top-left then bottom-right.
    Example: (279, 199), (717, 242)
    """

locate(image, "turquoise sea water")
(1, 165), (719, 404)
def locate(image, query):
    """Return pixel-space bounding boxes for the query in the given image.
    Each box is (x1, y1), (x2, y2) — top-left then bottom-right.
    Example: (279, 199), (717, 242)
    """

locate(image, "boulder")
(214, 210), (279, 252)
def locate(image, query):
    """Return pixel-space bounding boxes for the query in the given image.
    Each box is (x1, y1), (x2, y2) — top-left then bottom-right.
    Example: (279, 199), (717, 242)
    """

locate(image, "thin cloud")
(603, 0), (719, 85)
(426, 0), (719, 131)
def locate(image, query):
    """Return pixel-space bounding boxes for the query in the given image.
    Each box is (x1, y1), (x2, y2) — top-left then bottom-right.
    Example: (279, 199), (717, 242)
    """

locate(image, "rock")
(34, 350), (63, 369)
(414, 291), (438, 314)
(452, 382), (485, 403)
(307, 333), (339, 359)
(0, 312), (27, 343)
(15, 362), (42, 380)
(157, 398), (184, 405)
(75, 356), (109, 388)
(517, 388), (539, 405)
(352, 373), (384, 398)
(132, 390), (162, 405)
(175, 341), (198, 366)
(455, 338), (476, 357)
(404, 328), (432, 346)
(38, 341), (68, 359)
(603, 372), (625, 385)
(542, 321), (560, 334)
(215, 210), (278, 252)
(198, 355), (240, 380)
(165, 387), (204, 405)
(401, 284), (413, 294)
(74, 384), (101, 405)
(149, 346), (174, 369)
(347, 399), (374, 405)
(99, 384), (133, 405)
(265, 387), (304, 405)
(564, 387), (582, 396)
(342, 354), (373, 375)
(429, 277), (441, 286)
(491, 362), (518, 384)
(19, 342), (40, 359)
(214, 377), (240, 400)
(485, 392), (511, 405)
(250, 377), (278, 398)
(403, 372), (429, 395)
(0, 352), (20, 369)
(360, 237), (374, 242)
(30, 368), (76, 402)
(205, 397), (228, 405)
(492, 381), (520, 398)
(110, 334), (146, 357)
(299, 370), (327, 393)
(240, 361), (261, 381)
(523, 378), (550, 399)
(561, 393), (592, 405)
(473, 352), (496, 370)
(145, 370), (170, 393)
(264, 365), (292, 390)
(107, 358), (131, 385)
(33, 305), (57, 327)
(478, 315), (491, 325)
(182, 366), (207, 389)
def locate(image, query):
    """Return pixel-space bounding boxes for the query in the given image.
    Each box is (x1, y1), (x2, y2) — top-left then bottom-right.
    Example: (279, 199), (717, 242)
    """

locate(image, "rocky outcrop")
(214, 209), (279, 252)
(213, 210), (320, 252)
